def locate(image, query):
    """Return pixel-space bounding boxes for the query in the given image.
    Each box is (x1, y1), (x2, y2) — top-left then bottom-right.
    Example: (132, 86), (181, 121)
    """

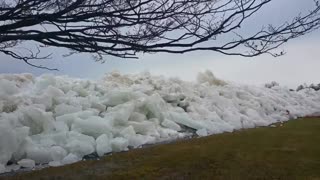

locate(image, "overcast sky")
(0, 0), (319, 88)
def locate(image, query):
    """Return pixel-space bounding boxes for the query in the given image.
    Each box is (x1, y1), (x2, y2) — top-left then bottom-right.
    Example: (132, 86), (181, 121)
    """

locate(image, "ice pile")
(0, 70), (319, 173)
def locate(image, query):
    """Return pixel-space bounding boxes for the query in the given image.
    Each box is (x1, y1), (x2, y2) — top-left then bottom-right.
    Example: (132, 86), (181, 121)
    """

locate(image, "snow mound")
(0, 71), (319, 173)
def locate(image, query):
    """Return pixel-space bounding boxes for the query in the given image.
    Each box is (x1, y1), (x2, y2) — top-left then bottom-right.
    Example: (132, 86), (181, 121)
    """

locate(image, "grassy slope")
(2, 117), (320, 180)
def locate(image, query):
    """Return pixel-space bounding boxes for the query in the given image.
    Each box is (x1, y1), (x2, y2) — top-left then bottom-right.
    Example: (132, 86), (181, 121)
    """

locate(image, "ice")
(20, 106), (54, 134)
(0, 164), (5, 174)
(61, 153), (81, 165)
(71, 116), (113, 138)
(102, 91), (140, 107)
(91, 102), (106, 112)
(0, 71), (320, 173)
(0, 124), (18, 165)
(107, 102), (135, 125)
(197, 70), (227, 86)
(54, 104), (82, 117)
(141, 94), (166, 120)
(5, 164), (21, 172)
(0, 79), (19, 98)
(168, 112), (204, 130)
(73, 85), (89, 97)
(26, 145), (53, 164)
(50, 146), (67, 161)
(35, 74), (57, 92)
(11, 127), (30, 161)
(111, 137), (129, 152)
(158, 128), (180, 139)
(55, 110), (99, 128)
(128, 121), (159, 137)
(96, 134), (112, 157)
(45, 85), (65, 98)
(65, 132), (96, 157)
(161, 119), (181, 131)
(129, 112), (147, 122)
(53, 121), (69, 132)
(33, 95), (53, 111)
(17, 159), (35, 168)
(196, 129), (208, 137)
(48, 161), (62, 167)
(120, 126), (152, 148)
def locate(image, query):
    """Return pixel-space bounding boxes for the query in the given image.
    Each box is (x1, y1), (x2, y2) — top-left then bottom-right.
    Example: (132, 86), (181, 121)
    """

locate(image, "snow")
(0, 71), (319, 173)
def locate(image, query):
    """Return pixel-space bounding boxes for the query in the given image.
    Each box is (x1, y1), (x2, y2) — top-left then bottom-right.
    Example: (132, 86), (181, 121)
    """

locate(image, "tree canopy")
(0, 0), (320, 69)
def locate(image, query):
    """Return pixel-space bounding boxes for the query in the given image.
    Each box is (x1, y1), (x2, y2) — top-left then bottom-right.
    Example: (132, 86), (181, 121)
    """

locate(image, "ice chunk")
(102, 91), (139, 107)
(49, 161), (62, 167)
(54, 103), (82, 117)
(161, 119), (181, 131)
(35, 75), (57, 92)
(56, 114), (77, 128)
(128, 121), (159, 137)
(20, 106), (55, 134)
(30, 132), (68, 149)
(141, 94), (166, 120)
(0, 79), (19, 99)
(0, 101), (3, 112)
(26, 146), (52, 164)
(129, 112), (147, 122)
(111, 137), (129, 152)
(107, 103), (134, 125)
(71, 116), (113, 138)
(91, 102), (106, 112)
(50, 146), (67, 161)
(17, 159), (35, 168)
(168, 112), (204, 130)
(120, 126), (136, 137)
(196, 129), (208, 137)
(0, 124), (18, 165)
(197, 70), (227, 86)
(73, 85), (89, 97)
(11, 127), (30, 161)
(6, 164), (21, 172)
(119, 126), (150, 147)
(77, 110), (100, 119)
(65, 131), (96, 157)
(45, 85), (65, 97)
(96, 134), (112, 157)
(53, 121), (69, 132)
(158, 128), (180, 139)
(33, 86), (64, 110)
(55, 110), (99, 128)
(61, 153), (81, 165)
(65, 139), (95, 158)
(33, 95), (53, 111)
(0, 164), (5, 174)
(148, 118), (160, 125)
(162, 94), (186, 103)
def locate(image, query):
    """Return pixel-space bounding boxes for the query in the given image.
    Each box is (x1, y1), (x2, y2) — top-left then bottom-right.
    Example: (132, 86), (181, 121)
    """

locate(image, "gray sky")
(0, 0), (320, 88)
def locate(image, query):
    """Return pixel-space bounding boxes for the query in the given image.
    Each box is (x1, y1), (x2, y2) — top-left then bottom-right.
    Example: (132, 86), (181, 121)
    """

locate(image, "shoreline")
(2, 116), (320, 178)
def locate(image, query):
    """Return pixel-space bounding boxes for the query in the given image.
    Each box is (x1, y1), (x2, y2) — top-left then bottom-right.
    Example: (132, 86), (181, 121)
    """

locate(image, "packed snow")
(0, 70), (319, 174)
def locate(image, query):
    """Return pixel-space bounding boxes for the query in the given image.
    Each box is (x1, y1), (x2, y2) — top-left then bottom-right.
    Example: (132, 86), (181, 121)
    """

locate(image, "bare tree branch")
(0, 0), (319, 69)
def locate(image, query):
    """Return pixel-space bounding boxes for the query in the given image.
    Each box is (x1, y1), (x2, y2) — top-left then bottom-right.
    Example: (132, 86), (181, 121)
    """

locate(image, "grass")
(2, 117), (320, 180)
